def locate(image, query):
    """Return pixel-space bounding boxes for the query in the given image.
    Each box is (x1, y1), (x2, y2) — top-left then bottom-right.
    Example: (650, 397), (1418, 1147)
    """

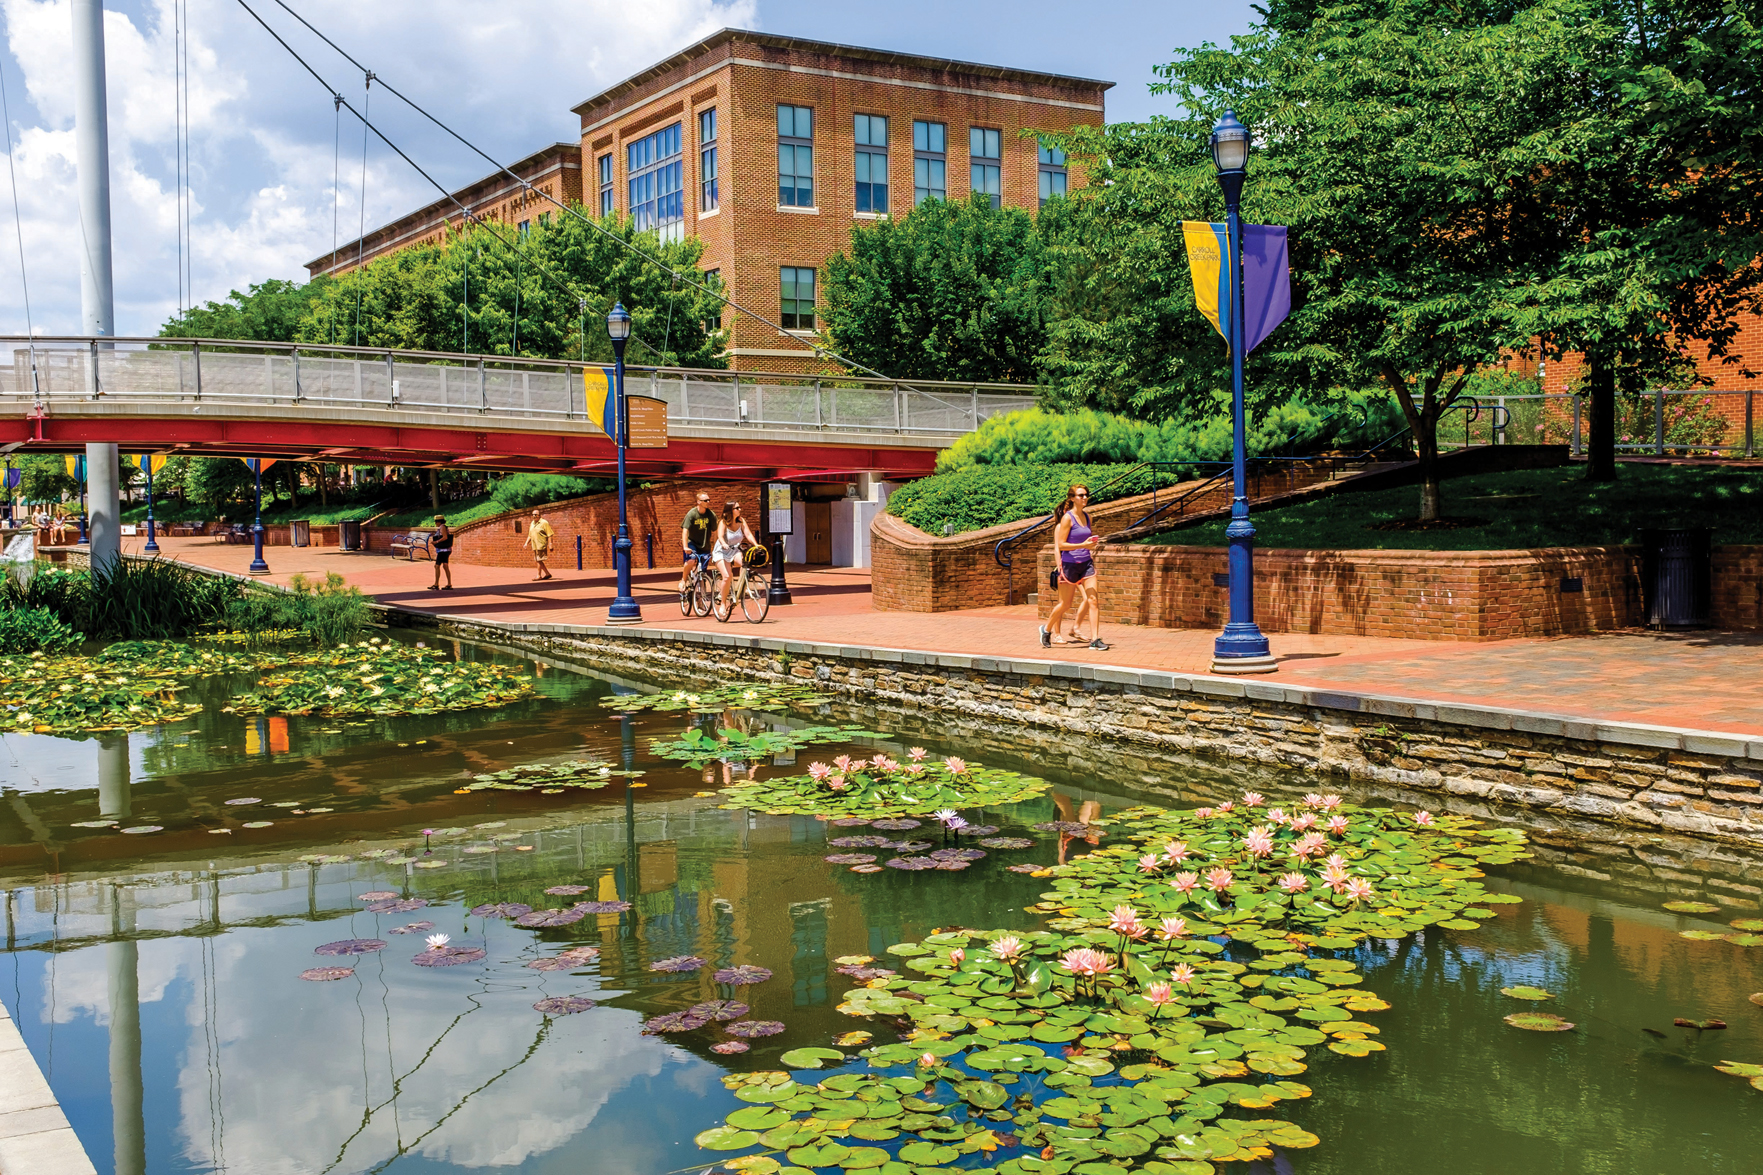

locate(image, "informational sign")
(624, 395), (669, 448)
(766, 482), (793, 535)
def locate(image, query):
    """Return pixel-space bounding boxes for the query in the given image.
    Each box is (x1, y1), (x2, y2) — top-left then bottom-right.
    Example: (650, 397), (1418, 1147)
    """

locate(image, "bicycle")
(713, 548), (771, 623)
(679, 553), (716, 617)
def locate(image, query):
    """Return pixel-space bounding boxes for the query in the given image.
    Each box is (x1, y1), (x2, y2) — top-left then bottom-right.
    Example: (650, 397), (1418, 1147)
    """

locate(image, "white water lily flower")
(426, 933), (450, 949)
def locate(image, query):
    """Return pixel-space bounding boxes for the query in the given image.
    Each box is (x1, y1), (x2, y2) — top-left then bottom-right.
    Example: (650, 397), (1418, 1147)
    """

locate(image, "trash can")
(339, 519), (363, 552)
(1641, 528), (1712, 628)
(290, 519), (311, 548)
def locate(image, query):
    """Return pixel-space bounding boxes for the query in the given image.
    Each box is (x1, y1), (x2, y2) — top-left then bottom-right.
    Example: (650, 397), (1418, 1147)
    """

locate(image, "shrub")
(488, 473), (612, 513)
(225, 572), (370, 647)
(885, 464), (1182, 535)
(0, 560), (239, 641)
(0, 605), (83, 654)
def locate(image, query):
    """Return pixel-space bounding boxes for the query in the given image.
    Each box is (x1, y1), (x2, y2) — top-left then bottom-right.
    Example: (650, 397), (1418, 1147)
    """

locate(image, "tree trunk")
(429, 469), (441, 514)
(1416, 414), (1441, 523)
(1585, 352), (1618, 481)
(318, 465), (328, 508)
(287, 464), (299, 509)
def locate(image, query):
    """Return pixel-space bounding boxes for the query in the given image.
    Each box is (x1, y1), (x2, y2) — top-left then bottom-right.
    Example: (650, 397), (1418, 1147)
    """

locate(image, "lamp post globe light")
(1208, 109), (1276, 675)
(605, 301), (642, 623)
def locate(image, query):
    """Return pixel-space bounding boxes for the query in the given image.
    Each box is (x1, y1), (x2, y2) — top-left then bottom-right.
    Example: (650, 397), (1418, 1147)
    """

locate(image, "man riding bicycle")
(679, 492), (717, 596)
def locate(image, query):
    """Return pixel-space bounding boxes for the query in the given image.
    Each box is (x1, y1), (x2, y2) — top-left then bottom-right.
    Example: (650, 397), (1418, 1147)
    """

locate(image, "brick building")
(306, 30), (1110, 371)
(306, 142), (582, 278)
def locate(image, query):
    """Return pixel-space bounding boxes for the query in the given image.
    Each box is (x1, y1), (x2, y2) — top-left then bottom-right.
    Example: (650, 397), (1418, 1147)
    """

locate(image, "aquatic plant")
(600, 681), (830, 714)
(650, 956), (708, 973)
(689, 799), (1530, 1170)
(533, 996), (597, 1015)
(462, 760), (628, 792)
(717, 755), (1049, 818)
(649, 723), (874, 767)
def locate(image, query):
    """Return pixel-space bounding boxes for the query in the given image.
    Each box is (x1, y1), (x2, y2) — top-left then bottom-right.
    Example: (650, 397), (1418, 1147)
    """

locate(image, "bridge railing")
(0, 336), (1038, 437)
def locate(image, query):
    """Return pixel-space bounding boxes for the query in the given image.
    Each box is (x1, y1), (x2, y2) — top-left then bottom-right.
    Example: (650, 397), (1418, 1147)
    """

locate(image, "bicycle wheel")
(693, 572), (715, 616)
(742, 572), (771, 623)
(679, 572), (695, 617)
(713, 573), (733, 622)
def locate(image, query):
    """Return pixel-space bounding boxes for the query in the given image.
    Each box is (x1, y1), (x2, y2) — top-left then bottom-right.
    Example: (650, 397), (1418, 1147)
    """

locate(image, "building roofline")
(570, 28), (1114, 119)
(304, 142), (580, 273)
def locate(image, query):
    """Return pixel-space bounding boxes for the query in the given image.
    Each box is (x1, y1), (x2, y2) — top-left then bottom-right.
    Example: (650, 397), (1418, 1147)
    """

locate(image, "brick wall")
(364, 482), (762, 570)
(1040, 542), (1763, 639)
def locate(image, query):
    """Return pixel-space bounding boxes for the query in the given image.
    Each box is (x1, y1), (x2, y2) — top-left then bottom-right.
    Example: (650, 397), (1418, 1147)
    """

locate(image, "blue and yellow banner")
(239, 457), (279, 474)
(132, 454), (167, 476)
(583, 367), (618, 441)
(1182, 221), (1292, 358)
(64, 455), (86, 482)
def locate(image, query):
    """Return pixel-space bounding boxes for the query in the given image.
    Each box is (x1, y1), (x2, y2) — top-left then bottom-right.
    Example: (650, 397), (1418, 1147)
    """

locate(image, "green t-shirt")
(683, 507), (717, 553)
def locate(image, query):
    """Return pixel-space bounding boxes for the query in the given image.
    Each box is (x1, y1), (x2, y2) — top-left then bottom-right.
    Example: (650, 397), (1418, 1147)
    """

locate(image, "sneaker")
(1089, 638), (1110, 651)
(1039, 625), (1051, 648)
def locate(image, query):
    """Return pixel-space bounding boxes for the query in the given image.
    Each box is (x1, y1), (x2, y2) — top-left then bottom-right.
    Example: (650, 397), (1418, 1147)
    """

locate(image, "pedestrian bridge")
(0, 336), (1036, 480)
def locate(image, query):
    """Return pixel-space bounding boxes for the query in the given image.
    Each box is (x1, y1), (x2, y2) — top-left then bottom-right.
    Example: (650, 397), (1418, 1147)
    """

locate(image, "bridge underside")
(0, 416), (939, 481)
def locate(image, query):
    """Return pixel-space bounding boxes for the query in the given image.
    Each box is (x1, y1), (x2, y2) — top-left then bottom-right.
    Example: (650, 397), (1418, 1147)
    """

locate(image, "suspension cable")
(0, 42), (33, 336)
(352, 72), (371, 346)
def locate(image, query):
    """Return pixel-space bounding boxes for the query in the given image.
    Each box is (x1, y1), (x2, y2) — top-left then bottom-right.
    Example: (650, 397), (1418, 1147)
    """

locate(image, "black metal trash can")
(339, 519), (363, 552)
(1640, 528), (1712, 628)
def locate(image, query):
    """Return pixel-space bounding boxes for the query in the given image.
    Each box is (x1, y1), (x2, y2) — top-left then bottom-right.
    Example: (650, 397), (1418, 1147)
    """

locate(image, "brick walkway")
(126, 536), (1763, 737)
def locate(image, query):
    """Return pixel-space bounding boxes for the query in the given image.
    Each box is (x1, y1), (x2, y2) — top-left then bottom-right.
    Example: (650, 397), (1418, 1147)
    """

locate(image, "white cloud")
(0, 0), (757, 337)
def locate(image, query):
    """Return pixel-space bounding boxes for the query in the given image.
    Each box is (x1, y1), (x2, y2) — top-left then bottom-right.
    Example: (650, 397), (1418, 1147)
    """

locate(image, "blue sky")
(0, 0), (1258, 337)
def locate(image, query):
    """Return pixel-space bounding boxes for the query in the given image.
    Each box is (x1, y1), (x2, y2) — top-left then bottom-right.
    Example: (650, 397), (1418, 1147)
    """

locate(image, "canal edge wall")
(381, 608), (1763, 851)
(0, 999), (98, 1174)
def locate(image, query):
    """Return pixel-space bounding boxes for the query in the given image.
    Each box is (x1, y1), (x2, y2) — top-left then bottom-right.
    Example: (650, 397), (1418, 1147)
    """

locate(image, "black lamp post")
(606, 302), (642, 622)
(142, 457), (160, 553)
(248, 458), (269, 575)
(1208, 109), (1275, 675)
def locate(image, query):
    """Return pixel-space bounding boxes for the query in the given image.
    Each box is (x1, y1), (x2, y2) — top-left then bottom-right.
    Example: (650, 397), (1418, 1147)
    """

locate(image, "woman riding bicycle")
(713, 500), (757, 613)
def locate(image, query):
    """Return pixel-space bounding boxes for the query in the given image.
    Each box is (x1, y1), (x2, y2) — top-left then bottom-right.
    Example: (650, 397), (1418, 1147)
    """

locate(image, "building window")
(704, 269), (722, 328)
(780, 266), (815, 330)
(1038, 141), (1068, 206)
(627, 122), (684, 243)
(518, 219), (531, 238)
(854, 114), (888, 214)
(913, 120), (946, 205)
(597, 153), (614, 217)
(777, 105), (813, 207)
(699, 108), (719, 212)
(970, 127), (1002, 208)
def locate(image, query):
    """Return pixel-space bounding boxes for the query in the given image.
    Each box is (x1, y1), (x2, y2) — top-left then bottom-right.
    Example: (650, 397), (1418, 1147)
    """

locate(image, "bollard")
(576, 534), (583, 571)
(645, 532), (654, 569)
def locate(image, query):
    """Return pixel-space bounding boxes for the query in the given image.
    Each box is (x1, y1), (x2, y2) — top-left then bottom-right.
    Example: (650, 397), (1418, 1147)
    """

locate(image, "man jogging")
(524, 508), (555, 581)
(679, 492), (717, 594)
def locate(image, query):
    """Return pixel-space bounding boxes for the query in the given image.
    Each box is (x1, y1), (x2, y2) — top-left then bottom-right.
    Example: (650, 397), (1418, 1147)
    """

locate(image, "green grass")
(120, 500), (381, 526)
(1143, 464), (1763, 550)
(374, 495), (504, 530)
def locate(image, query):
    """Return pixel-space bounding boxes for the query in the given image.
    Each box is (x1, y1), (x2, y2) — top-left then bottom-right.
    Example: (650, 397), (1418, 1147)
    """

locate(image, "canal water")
(1, 638), (1759, 1174)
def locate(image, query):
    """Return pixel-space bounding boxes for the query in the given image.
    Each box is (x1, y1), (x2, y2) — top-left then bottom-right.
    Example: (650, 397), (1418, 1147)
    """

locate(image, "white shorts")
(713, 544), (743, 563)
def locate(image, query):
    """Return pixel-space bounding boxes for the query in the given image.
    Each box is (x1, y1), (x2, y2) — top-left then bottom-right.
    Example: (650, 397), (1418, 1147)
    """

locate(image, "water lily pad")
(1724, 934), (1763, 947)
(978, 837), (1035, 849)
(829, 836), (892, 848)
(413, 859), (447, 869)
(692, 1000), (750, 1022)
(224, 797), (262, 805)
(850, 864), (883, 873)
(412, 946), (486, 967)
(695, 1126), (761, 1150)
(1500, 986), (1555, 1001)
(357, 891), (399, 901)
(1673, 1018), (1727, 1030)
(885, 856), (938, 871)
(1680, 930), (1727, 941)
(715, 965), (773, 985)
(516, 908), (586, 928)
(315, 939), (386, 956)
(525, 947), (600, 971)
(388, 922), (434, 935)
(830, 818), (872, 827)
(825, 854), (878, 865)
(470, 903), (532, 919)
(870, 819), (921, 830)
(573, 900), (632, 914)
(299, 967), (354, 981)
(1504, 1012), (1574, 1032)
(833, 1031), (872, 1046)
(1731, 919), (1763, 931)
(725, 1019), (785, 1038)
(779, 1047), (846, 1068)
(366, 898), (428, 914)
(1663, 901), (1721, 913)
(650, 956), (707, 973)
(711, 1041), (750, 1054)
(544, 884), (591, 895)
(646, 1010), (711, 1034)
(1751, 993), (1763, 1007)
(533, 996), (596, 1015)
(1006, 863), (1046, 874)
(70, 820), (117, 829)
(463, 845), (499, 855)
(120, 825), (163, 834)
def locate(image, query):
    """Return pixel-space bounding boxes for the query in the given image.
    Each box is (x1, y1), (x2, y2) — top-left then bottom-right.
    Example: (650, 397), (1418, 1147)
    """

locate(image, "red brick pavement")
(129, 536), (1763, 737)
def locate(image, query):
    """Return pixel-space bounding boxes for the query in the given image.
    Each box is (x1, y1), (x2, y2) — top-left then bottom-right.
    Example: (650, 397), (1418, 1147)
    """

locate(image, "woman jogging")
(430, 516), (454, 590)
(712, 500), (757, 613)
(1040, 485), (1109, 651)
(523, 508), (555, 581)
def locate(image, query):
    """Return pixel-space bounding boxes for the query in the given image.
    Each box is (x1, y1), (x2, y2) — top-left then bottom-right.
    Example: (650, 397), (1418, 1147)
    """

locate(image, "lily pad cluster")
(649, 723), (874, 767)
(463, 760), (629, 792)
(226, 642), (533, 718)
(718, 751), (1050, 818)
(600, 681), (829, 714)
(692, 795), (1530, 1173)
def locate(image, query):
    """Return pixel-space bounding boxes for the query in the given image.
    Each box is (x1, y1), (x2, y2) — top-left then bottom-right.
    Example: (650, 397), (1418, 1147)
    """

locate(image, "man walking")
(679, 491), (716, 594)
(524, 508), (555, 581)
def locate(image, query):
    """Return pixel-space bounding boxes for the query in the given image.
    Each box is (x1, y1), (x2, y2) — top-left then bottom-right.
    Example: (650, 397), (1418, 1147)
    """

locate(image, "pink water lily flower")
(1326, 815), (1351, 836)
(827, 775), (848, 791)
(989, 935), (1025, 962)
(1217, 801), (1235, 813)
(1157, 916), (1189, 941)
(1163, 840), (1191, 864)
(834, 755), (854, 772)
(1242, 826), (1276, 858)
(908, 747), (928, 762)
(1278, 872), (1310, 893)
(1171, 872), (1200, 896)
(1320, 794), (1344, 810)
(1322, 861), (1351, 887)
(1413, 810), (1435, 826)
(1242, 791), (1265, 807)
(1266, 808), (1288, 826)
(1290, 812), (1317, 832)
(1060, 947), (1114, 978)
(1345, 877), (1377, 902)
(1144, 981), (1175, 1006)
(943, 756), (969, 775)
(1204, 867), (1234, 892)
(948, 948), (965, 966)
(1138, 854), (1163, 874)
(1170, 963), (1198, 987)
(808, 762), (832, 781)
(1193, 807), (1214, 819)
(1290, 832), (1327, 859)
(1302, 792), (1326, 808)
(904, 763), (925, 775)
(1108, 905), (1147, 939)
(1323, 853), (1349, 871)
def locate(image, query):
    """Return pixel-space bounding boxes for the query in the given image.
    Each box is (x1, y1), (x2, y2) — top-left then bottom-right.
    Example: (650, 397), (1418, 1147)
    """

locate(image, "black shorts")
(1059, 560), (1096, 584)
(434, 551), (450, 565)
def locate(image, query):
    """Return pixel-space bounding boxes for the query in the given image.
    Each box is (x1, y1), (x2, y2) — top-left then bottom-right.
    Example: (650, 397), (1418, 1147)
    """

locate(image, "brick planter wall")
(1038, 543), (1763, 640)
(363, 482), (762, 569)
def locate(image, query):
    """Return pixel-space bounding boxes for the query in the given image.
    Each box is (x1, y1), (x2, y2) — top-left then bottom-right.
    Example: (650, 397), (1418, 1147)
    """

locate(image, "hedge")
(885, 463), (1183, 536)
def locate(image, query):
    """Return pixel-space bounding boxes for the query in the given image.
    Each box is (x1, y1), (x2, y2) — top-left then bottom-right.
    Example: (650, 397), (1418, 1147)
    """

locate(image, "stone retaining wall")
(380, 610), (1763, 850)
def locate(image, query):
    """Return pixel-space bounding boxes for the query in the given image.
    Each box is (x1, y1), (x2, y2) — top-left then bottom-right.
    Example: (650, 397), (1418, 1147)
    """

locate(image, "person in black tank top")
(431, 515), (454, 590)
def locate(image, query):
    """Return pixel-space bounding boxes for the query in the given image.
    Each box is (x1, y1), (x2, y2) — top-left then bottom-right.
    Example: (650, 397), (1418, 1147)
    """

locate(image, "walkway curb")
(0, 1001), (96, 1175)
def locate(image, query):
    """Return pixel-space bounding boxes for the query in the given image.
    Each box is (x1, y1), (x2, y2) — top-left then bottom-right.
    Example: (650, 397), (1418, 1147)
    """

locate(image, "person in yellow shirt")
(524, 508), (556, 581)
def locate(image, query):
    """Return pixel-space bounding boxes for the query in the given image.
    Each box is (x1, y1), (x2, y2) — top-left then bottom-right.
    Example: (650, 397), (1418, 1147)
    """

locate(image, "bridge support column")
(88, 443), (119, 574)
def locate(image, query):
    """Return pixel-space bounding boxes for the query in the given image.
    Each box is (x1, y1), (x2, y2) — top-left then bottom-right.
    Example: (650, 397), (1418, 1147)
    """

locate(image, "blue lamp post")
(606, 302), (642, 623)
(1208, 110), (1276, 675)
(248, 459), (269, 575)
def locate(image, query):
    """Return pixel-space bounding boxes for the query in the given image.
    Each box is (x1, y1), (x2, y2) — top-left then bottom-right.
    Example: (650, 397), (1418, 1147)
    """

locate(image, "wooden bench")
(389, 532), (433, 561)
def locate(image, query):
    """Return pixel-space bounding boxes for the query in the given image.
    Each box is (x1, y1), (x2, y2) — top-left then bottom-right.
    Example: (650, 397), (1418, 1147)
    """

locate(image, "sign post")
(764, 481), (793, 605)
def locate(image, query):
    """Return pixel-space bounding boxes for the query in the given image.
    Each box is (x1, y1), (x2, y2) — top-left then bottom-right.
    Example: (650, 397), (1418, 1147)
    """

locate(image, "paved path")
(125, 536), (1763, 738)
(0, 1000), (95, 1174)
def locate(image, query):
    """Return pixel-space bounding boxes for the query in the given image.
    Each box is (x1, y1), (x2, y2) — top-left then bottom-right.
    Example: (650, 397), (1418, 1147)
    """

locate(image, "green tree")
(820, 195), (1051, 383)
(161, 278), (331, 341)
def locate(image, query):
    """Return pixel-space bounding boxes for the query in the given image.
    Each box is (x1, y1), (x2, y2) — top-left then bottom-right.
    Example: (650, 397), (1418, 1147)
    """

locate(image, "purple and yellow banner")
(1182, 221), (1292, 357)
(582, 367), (618, 440)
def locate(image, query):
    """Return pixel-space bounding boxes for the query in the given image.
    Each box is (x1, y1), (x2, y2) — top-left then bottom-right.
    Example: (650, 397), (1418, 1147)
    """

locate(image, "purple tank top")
(1061, 513), (1093, 566)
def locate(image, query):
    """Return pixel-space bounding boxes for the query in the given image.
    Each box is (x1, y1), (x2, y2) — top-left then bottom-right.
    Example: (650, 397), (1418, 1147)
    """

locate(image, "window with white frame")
(780, 267), (815, 330)
(854, 114), (888, 214)
(597, 153), (614, 217)
(627, 122), (684, 243)
(778, 105), (814, 207)
(913, 120), (946, 205)
(699, 108), (719, 212)
(970, 126), (1001, 208)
